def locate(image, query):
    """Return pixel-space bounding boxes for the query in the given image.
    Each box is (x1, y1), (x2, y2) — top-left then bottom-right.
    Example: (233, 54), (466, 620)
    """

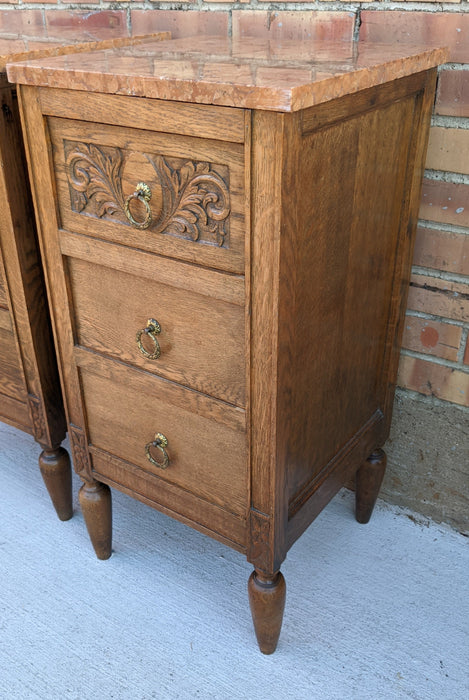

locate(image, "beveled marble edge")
(6, 38), (448, 112)
(0, 32), (170, 73)
(291, 45), (448, 111)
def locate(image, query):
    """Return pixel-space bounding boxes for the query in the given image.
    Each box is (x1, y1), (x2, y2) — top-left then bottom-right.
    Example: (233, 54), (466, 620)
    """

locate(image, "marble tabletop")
(0, 32), (170, 73)
(6, 35), (448, 111)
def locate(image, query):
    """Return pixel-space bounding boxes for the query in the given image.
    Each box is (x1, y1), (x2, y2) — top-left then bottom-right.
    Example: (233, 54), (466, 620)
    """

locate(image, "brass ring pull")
(136, 318), (161, 360)
(145, 433), (169, 470)
(124, 182), (152, 229)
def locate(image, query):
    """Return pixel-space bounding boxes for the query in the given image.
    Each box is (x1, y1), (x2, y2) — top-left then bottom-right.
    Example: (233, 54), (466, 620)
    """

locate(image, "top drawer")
(47, 109), (246, 274)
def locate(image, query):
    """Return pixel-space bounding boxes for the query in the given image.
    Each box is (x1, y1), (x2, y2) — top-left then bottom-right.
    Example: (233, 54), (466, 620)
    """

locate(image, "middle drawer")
(63, 233), (246, 407)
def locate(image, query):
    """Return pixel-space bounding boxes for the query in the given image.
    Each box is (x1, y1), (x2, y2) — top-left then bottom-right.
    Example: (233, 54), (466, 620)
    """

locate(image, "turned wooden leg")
(248, 569), (286, 654)
(39, 446), (73, 521)
(355, 448), (387, 524)
(78, 480), (112, 560)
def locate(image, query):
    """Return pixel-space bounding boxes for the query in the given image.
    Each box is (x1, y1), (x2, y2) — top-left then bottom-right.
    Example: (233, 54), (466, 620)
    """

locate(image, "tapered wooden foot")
(355, 448), (387, 524)
(78, 480), (112, 560)
(248, 569), (286, 654)
(39, 446), (73, 521)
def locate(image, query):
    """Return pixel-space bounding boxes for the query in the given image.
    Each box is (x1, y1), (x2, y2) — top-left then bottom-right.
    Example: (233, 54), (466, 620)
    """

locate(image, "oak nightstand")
(8, 35), (447, 652)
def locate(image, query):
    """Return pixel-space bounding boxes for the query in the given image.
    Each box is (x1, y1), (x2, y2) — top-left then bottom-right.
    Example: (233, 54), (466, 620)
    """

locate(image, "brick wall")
(2, 2), (468, 530)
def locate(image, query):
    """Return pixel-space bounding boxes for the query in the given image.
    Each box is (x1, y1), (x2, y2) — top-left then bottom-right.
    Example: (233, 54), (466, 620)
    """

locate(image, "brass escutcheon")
(124, 182), (152, 229)
(136, 318), (161, 360)
(145, 433), (169, 469)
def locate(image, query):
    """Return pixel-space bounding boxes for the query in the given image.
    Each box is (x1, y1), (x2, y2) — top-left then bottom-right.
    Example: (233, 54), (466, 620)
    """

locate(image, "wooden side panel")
(0, 83), (66, 446)
(380, 71), (439, 426)
(0, 393), (31, 433)
(275, 72), (436, 545)
(0, 248), (29, 433)
(0, 308), (27, 398)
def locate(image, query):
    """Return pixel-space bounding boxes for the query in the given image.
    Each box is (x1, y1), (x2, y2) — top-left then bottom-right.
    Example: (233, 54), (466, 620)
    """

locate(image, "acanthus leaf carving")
(65, 140), (230, 248)
(66, 142), (125, 218)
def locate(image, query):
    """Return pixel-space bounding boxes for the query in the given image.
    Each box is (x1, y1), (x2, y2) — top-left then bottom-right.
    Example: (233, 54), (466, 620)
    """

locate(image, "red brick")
(232, 11), (355, 42)
(0, 38), (25, 54)
(54, 0), (98, 4)
(426, 127), (469, 176)
(398, 355), (469, 406)
(0, 10), (45, 38)
(407, 273), (469, 323)
(45, 11), (128, 41)
(401, 316), (461, 361)
(413, 227), (469, 276)
(360, 11), (469, 63)
(420, 179), (469, 229)
(131, 10), (228, 39)
(436, 69), (469, 118)
(205, 0), (248, 4)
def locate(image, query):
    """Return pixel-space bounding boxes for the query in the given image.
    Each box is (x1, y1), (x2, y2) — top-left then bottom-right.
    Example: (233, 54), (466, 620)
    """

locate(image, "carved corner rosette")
(28, 395), (47, 444)
(69, 424), (92, 479)
(65, 140), (231, 247)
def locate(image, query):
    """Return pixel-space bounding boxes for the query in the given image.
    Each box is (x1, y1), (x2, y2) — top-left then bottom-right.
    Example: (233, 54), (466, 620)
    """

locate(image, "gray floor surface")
(0, 420), (467, 700)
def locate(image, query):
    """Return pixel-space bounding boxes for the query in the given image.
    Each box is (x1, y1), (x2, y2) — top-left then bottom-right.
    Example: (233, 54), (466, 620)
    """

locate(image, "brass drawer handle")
(145, 433), (169, 470)
(124, 182), (152, 229)
(136, 318), (161, 359)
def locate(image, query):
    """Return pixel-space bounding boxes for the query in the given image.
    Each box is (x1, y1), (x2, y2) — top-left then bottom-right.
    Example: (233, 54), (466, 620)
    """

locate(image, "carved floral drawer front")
(78, 358), (248, 517)
(65, 248), (246, 407)
(49, 117), (246, 274)
(0, 308), (27, 400)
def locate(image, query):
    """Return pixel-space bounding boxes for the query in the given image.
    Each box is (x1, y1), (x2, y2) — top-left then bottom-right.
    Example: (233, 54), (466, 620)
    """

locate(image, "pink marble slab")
(7, 35), (448, 112)
(0, 32), (170, 73)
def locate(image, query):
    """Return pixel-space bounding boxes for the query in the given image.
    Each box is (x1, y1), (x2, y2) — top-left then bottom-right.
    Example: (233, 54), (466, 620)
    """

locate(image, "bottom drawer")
(79, 356), (248, 518)
(0, 308), (27, 400)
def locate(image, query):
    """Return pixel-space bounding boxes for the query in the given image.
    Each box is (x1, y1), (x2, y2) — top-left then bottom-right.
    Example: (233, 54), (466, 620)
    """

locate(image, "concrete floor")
(0, 420), (468, 700)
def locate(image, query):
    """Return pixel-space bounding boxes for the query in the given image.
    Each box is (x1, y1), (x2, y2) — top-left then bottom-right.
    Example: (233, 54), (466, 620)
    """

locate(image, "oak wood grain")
(40, 88), (246, 144)
(79, 362), (247, 516)
(248, 110), (287, 575)
(90, 447), (247, 550)
(0, 393), (31, 432)
(59, 231), (244, 307)
(281, 91), (416, 511)
(67, 255), (245, 406)
(0, 318), (27, 398)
